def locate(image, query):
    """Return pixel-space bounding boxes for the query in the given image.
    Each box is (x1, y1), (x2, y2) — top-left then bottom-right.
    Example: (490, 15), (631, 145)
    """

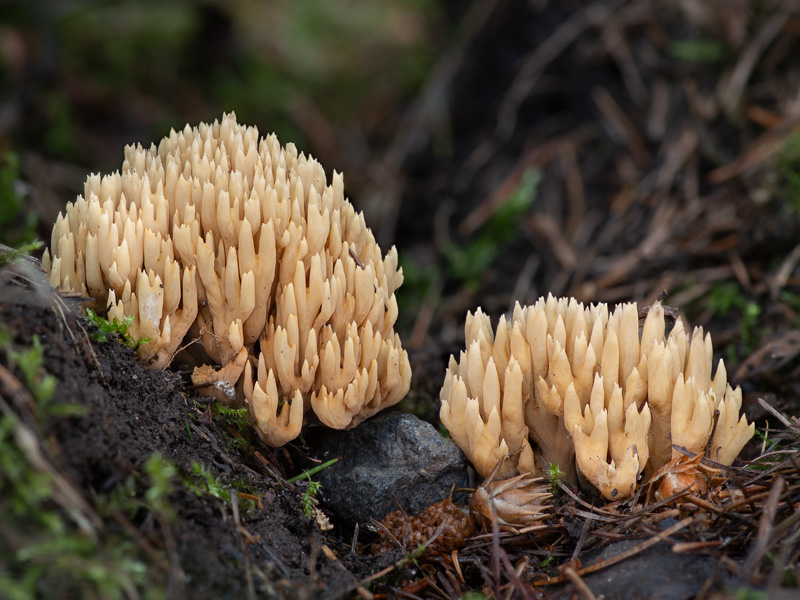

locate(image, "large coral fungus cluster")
(43, 112), (411, 446)
(440, 296), (754, 500)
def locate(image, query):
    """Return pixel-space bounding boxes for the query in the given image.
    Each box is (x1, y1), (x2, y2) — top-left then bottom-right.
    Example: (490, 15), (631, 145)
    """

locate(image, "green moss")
(0, 242), (44, 268)
(546, 462), (565, 496)
(210, 404), (254, 455)
(694, 281), (766, 356)
(300, 479), (322, 520)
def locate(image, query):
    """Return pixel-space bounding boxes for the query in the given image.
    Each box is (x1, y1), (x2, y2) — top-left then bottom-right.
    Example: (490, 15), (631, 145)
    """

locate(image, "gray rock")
(553, 536), (716, 600)
(307, 411), (470, 524)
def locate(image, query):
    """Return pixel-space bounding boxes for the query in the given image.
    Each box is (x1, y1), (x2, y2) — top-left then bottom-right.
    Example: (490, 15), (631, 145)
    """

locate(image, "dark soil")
(0, 263), (363, 599)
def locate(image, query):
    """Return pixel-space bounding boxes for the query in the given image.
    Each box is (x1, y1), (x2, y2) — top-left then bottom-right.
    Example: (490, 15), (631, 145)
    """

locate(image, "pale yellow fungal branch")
(564, 373), (652, 500)
(43, 112), (411, 445)
(440, 310), (536, 480)
(440, 295), (754, 501)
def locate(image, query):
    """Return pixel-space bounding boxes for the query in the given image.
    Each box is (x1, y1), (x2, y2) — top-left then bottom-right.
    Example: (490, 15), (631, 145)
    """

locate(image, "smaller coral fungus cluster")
(440, 296), (754, 500)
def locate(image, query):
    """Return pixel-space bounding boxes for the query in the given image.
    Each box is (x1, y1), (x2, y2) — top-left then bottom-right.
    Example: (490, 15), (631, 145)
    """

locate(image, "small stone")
(553, 537), (716, 600)
(307, 411), (469, 524)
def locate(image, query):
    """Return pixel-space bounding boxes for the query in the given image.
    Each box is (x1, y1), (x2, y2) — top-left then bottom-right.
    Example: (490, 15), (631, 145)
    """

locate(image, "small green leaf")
(85, 308), (148, 349)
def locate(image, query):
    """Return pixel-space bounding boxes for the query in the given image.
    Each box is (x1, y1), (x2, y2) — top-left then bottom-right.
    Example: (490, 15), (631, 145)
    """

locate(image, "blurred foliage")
(397, 250), (440, 331)
(0, 0), (437, 159)
(740, 300), (763, 353)
(397, 169), (541, 329)
(142, 453), (177, 520)
(696, 280), (771, 362)
(706, 280), (749, 317)
(0, 0), (440, 248)
(9, 334), (57, 405)
(444, 168), (540, 288)
(777, 132), (800, 222)
(398, 168), (540, 329)
(0, 153), (37, 246)
(779, 290), (800, 328)
(669, 39), (730, 63)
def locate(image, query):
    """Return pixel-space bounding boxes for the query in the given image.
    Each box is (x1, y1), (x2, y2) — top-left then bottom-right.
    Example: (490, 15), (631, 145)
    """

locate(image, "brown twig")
(720, 0), (794, 114)
(496, 0), (627, 140)
(742, 475), (785, 578)
(231, 491), (256, 600)
(490, 495), (502, 600)
(564, 566), (599, 600)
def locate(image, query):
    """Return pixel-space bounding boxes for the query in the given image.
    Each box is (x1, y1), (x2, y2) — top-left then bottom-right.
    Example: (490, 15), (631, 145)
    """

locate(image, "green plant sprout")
(753, 425), (772, 451)
(746, 425), (781, 472)
(86, 308), (151, 349)
(287, 459), (338, 520)
(547, 462), (565, 495)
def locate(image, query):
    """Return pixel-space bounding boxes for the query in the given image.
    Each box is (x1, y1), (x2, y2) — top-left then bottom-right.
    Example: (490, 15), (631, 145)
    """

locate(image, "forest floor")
(2, 0), (800, 598)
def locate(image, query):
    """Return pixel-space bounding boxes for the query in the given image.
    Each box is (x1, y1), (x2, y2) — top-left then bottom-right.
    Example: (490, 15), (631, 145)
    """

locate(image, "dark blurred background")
(3, 0), (800, 421)
(0, 0), (444, 242)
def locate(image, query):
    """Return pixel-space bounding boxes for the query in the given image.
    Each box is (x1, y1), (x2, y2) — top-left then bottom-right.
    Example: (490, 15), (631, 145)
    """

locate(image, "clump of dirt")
(0, 260), (361, 599)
